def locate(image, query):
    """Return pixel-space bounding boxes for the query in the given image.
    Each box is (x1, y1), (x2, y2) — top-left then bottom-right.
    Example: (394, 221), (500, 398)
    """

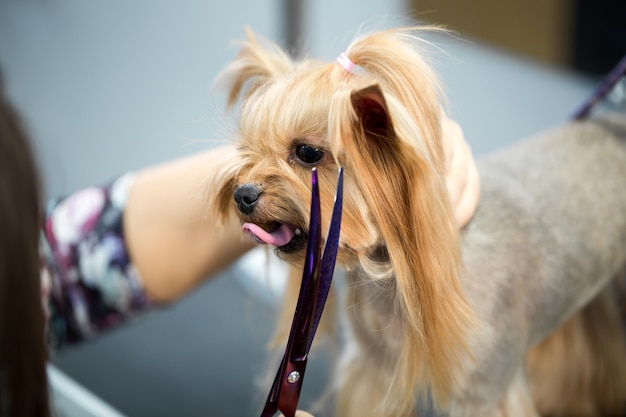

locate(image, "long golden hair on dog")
(213, 27), (476, 414)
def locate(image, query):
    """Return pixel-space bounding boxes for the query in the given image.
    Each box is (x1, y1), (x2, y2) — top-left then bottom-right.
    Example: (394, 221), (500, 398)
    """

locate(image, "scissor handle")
(276, 357), (308, 417)
(260, 353), (307, 417)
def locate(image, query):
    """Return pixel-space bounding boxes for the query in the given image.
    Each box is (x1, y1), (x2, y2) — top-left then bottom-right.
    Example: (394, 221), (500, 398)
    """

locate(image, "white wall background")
(0, 0), (406, 199)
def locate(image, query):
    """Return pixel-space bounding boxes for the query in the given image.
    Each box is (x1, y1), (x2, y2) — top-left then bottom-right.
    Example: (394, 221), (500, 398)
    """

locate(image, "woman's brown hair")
(0, 74), (51, 416)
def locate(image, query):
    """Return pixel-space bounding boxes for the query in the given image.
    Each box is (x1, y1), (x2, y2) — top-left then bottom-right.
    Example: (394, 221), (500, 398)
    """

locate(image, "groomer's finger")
(442, 116), (480, 228)
(454, 146), (481, 227)
(278, 411), (314, 417)
(443, 116), (467, 205)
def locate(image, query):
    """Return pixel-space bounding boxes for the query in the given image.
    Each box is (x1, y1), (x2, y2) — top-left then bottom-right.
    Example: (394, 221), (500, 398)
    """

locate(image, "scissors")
(260, 167), (344, 417)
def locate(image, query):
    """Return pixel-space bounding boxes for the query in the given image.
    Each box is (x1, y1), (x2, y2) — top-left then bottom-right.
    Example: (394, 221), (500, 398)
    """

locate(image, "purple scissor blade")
(286, 168), (322, 360)
(307, 167), (343, 350)
(301, 168), (323, 301)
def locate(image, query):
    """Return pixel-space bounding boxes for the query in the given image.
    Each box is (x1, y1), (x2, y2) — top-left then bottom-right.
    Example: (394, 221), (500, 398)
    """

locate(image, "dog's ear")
(334, 83), (474, 407)
(350, 84), (394, 140)
(216, 27), (294, 108)
(332, 84), (403, 172)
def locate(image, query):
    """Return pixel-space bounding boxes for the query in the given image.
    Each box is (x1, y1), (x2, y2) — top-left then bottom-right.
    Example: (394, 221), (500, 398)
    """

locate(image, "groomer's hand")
(279, 412), (314, 417)
(442, 116), (480, 228)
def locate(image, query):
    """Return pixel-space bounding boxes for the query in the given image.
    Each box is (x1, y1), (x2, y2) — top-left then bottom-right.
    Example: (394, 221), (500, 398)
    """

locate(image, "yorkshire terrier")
(211, 27), (626, 417)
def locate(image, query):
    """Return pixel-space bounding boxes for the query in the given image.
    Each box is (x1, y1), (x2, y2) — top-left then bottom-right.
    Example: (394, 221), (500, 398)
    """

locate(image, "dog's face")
(224, 65), (382, 267)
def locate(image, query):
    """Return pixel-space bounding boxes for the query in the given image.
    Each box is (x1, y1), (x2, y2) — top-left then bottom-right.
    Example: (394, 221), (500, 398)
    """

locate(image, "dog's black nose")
(234, 183), (261, 215)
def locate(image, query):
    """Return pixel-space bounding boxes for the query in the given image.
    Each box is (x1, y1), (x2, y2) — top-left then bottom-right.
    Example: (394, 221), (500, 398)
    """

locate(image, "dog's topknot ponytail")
(216, 27), (295, 108)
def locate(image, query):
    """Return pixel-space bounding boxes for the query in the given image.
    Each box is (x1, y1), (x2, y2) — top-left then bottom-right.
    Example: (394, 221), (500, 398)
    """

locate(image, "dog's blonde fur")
(212, 27), (626, 416)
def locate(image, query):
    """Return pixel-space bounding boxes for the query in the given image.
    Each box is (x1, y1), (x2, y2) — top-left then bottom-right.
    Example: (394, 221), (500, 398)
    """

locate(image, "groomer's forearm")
(124, 145), (254, 303)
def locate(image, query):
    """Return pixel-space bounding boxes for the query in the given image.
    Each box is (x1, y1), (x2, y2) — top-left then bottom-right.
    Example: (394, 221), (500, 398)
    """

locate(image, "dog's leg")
(447, 366), (538, 417)
(336, 269), (419, 417)
(335, 342), (415, 417)
(268, 264), (303, 347)
(496, 369), (540, 417)
(526, 277), (626, 417)
(270, 263), (337, 347)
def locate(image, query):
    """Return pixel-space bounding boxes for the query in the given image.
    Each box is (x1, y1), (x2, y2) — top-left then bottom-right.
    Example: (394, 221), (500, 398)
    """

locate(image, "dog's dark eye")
(295, 144), (324, 164)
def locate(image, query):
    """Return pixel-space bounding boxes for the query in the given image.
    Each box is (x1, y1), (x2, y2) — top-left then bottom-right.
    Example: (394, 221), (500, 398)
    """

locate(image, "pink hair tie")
(337, 53), (356, 72)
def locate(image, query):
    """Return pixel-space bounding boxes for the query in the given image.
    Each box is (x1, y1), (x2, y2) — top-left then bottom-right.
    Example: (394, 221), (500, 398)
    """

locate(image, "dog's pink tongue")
(242, 223), (295, 247)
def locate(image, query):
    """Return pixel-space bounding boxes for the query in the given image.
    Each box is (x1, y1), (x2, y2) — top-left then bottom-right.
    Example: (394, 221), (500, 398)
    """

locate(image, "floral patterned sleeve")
(40, 173), (153, 351)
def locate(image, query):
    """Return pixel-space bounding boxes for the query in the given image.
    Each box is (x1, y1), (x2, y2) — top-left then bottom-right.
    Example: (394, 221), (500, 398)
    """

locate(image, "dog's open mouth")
(242, 222), (304, 249)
